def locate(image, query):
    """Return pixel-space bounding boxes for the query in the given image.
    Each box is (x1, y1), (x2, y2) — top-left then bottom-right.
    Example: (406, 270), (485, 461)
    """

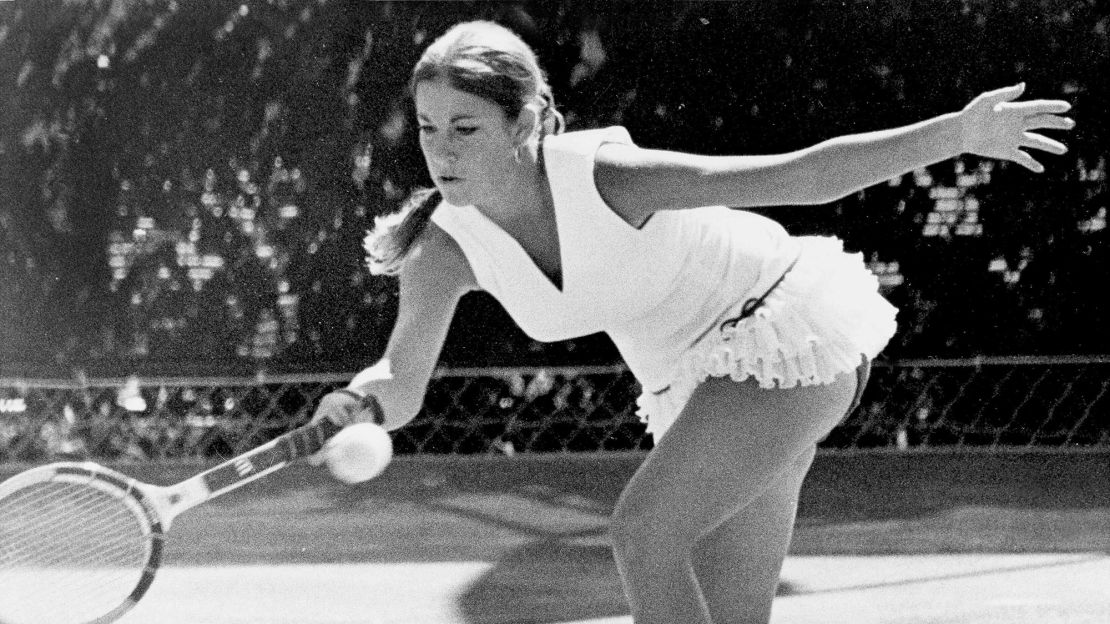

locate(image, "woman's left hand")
(960, 83), (1074, 173)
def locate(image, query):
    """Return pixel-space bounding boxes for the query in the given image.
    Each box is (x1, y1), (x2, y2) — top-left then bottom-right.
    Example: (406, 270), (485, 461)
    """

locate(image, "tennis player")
(313, 20), (1073, 624)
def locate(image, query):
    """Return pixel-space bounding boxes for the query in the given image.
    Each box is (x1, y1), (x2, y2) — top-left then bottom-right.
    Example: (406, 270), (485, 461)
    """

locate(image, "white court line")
(127, 562), (495, 624)
(771, 553), (1110, 624)
(121, 554), (1110, 624)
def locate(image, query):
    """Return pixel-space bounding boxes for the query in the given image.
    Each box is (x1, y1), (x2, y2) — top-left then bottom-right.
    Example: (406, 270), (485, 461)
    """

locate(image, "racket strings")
(0, 480), (152, 624)
(3, 484), (143, 560)
(2, 487), (138, 552)
(1, 480), (148, 565)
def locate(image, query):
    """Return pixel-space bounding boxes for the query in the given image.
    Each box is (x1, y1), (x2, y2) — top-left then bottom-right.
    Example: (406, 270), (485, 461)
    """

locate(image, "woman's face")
(414, 78), (521, 207)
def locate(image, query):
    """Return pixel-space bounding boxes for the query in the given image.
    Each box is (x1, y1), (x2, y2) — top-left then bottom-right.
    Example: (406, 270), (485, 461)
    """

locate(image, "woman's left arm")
(596, 83), (1074, 225)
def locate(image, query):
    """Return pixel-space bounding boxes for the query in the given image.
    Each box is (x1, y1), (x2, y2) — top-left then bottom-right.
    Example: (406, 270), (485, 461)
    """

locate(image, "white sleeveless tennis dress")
(430, 127), (898, 440)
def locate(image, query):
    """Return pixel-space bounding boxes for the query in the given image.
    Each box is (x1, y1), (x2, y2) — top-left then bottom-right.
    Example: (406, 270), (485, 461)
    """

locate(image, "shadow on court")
(415, 450), (1109, 623)
(352, 450), (1109, 623)
(456, 538), (627, 624)
(453, 537), (811, 623)
(5, 450), (1105, 623)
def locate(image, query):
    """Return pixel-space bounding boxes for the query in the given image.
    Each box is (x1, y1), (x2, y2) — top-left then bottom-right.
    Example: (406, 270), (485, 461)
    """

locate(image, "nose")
(427, 151), (458, 173)
(423, 135), (458, 167)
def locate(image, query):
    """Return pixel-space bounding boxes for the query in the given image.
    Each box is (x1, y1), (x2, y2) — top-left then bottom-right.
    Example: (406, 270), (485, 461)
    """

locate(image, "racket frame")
(0, 462), (164, 624)
(0, 416), (346, 624)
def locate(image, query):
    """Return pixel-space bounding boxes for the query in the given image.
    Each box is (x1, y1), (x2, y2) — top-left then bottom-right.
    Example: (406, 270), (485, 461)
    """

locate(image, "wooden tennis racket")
(0, 417), (343, 624)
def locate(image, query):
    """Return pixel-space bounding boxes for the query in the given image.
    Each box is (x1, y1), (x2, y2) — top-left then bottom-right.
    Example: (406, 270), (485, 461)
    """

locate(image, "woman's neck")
(475, 151), (551, 228)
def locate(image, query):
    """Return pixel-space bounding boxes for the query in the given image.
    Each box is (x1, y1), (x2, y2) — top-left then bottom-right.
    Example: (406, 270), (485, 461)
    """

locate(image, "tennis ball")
(323, 423), (393, 484)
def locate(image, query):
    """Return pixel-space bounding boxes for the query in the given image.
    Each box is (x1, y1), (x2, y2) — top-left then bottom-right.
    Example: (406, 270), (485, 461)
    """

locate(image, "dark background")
(2, 0), (1107, 377)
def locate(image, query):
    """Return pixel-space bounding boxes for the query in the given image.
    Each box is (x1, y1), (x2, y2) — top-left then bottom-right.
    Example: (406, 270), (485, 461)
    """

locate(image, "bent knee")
(610, 496), (695, 554)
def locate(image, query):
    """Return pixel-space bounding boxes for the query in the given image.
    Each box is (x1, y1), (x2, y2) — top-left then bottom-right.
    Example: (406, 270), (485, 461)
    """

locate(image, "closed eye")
(416, 121), (478, 137)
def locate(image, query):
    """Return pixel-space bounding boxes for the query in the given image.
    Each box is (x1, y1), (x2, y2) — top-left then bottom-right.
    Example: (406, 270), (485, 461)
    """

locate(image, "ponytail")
(363, 187), (441, 276)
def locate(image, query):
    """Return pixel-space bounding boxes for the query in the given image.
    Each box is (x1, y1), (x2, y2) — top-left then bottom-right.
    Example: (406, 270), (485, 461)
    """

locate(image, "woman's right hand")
(306, 389), (384, 466)
(310, 389), (382, 428)
(959, 83), (1074, 173)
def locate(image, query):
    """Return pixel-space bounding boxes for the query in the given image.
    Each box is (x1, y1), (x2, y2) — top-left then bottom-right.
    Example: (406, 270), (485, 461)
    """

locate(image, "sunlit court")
(4, 440), (1107, 623)
(119, 555), (1110, 624)
(26, 452), (1110, 624)
(2, 1), (1109, 623)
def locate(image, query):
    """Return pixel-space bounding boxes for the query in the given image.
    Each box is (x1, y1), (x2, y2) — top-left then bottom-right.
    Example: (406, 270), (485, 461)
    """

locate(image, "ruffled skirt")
(635, 235), (898, 440)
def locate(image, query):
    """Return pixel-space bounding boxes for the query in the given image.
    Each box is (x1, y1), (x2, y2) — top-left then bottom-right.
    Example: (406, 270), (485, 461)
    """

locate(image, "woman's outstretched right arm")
(341, 222), (477, 431)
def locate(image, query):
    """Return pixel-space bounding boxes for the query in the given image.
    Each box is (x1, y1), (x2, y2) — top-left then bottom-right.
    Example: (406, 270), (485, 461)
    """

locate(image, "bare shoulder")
(593, 142), (650, 226)
(593, 142), (708, 226)
(400, 219), (478, 296)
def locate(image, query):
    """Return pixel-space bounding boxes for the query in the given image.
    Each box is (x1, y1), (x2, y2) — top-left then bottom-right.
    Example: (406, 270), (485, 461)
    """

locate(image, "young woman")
(312, 20), (1074, 624)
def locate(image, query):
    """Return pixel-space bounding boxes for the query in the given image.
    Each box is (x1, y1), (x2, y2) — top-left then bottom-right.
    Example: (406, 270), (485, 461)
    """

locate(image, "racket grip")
(333, 388), (385, 425)
(303, 417), (345, 453)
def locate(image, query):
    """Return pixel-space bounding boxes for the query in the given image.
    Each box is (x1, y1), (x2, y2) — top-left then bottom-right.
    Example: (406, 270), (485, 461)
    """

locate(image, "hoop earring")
(513, 143), (527, 164)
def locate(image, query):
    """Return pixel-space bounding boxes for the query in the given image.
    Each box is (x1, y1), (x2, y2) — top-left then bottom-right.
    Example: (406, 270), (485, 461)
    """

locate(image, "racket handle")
(284, 416), (346, 457)
(195, 417), (345, 499)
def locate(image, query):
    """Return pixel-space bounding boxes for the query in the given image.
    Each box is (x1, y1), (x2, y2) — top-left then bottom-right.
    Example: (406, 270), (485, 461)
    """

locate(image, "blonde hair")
(364, 20), (565, 277)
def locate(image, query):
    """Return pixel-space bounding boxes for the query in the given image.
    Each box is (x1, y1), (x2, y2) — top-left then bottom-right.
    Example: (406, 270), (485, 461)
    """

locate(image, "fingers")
(983, 82), (1026, 103)
(307, 391), (362, 466)
(969, 84), (1074, 173)
(1005, 99), (1073, 114)
(312, 391), (360, 427)
(1010, 148), (1044, 174)
(1025, 113), (1076, 131)
(977, 79), (1069, 112)
(1022, 131), (1068, 156)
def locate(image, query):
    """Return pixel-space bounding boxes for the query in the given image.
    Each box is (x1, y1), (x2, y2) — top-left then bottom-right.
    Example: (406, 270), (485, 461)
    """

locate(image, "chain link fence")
(1, 357), (1108, 463)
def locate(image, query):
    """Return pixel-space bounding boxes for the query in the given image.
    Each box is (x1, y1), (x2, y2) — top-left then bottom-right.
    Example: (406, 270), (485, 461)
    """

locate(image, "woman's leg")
(692, 445), (816, 624)
(609, 371), (859, 624)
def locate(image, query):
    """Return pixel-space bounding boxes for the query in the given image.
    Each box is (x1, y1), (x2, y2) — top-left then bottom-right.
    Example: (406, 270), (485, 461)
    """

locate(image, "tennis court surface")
(8, 449), (1109, 623)
(125, 554), (1109, 624)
